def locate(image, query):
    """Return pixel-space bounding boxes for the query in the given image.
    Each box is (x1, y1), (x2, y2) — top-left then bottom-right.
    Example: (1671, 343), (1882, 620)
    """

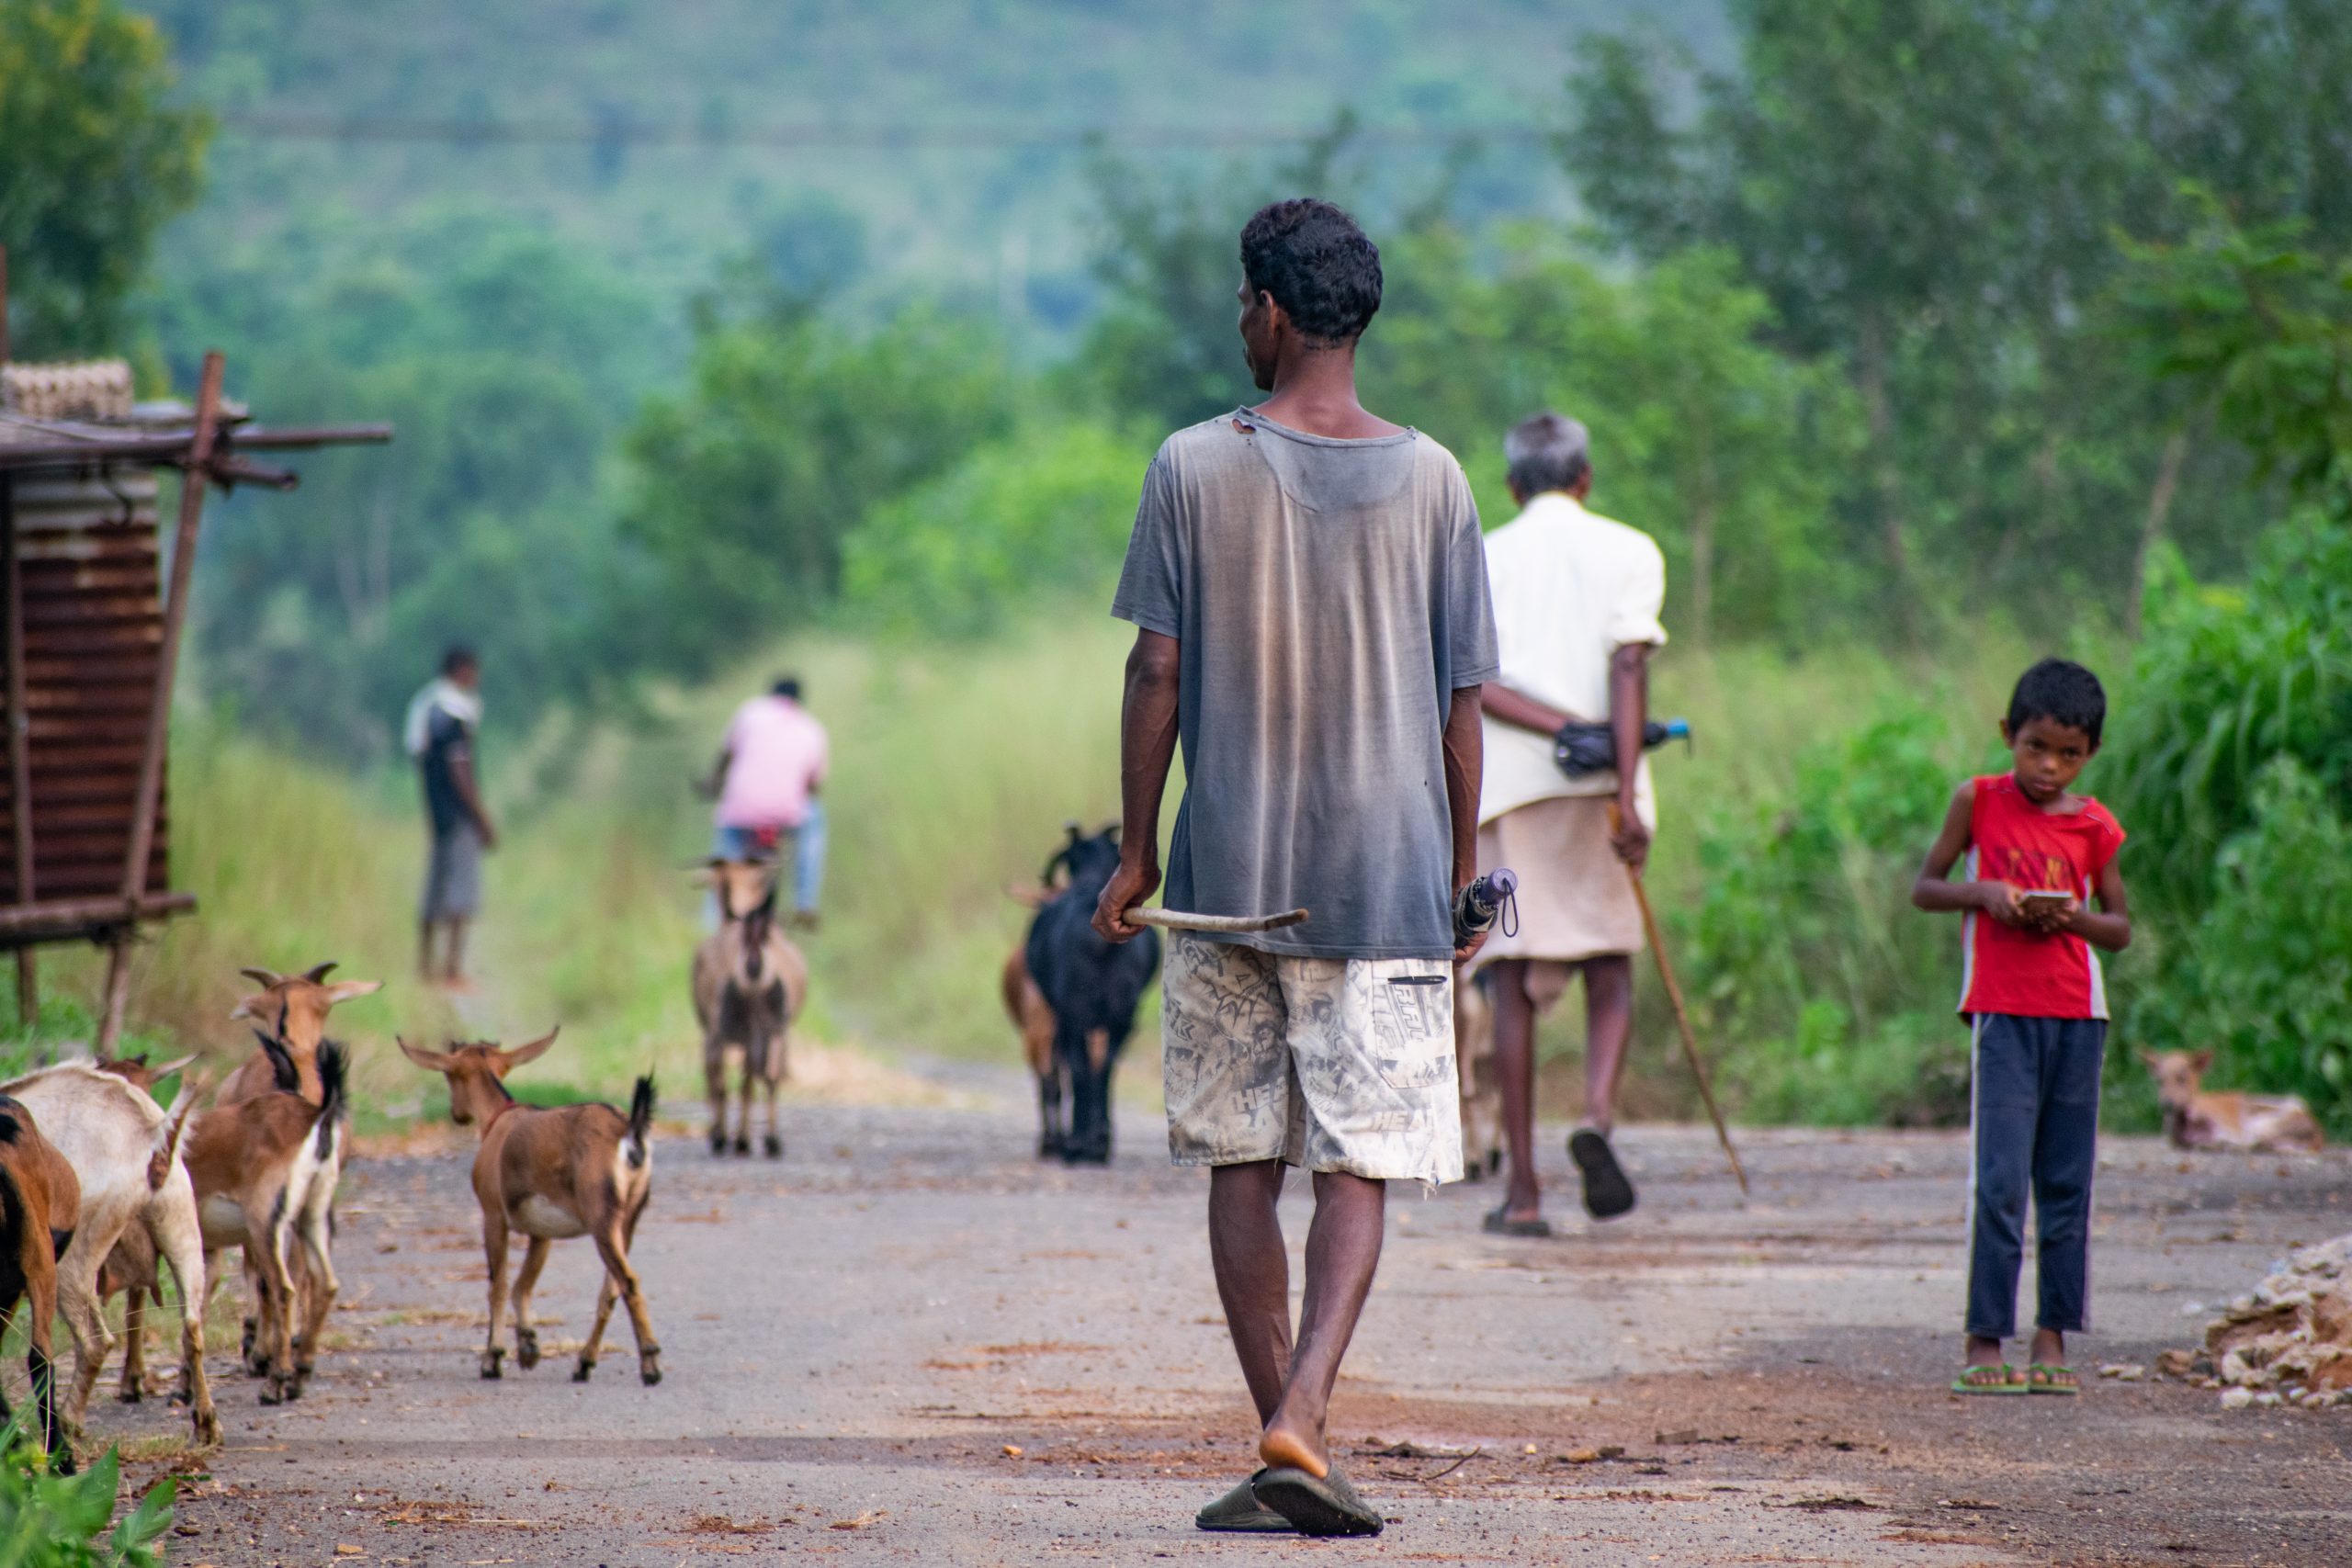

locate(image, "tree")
(0, 0), (208, 355)
(615, 293), (1016, 679)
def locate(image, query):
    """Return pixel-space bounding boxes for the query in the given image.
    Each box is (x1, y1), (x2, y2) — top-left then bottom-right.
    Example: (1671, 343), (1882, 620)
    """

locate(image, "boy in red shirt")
(1912, 659), (2132, 1396)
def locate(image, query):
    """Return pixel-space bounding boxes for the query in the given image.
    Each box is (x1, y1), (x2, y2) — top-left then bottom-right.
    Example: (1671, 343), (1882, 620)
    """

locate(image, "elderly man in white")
(1470, 412), (1666, 1235)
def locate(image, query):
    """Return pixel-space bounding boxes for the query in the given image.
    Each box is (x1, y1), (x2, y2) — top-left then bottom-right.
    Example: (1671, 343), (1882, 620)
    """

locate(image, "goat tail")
(312, 1042), (349, 1162)
(148, 1083), (199, 1192)
(626, 1075), (655, 1170)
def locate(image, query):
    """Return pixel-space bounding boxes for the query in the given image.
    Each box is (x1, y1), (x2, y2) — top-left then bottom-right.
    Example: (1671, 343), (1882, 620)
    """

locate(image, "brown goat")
(0, 1096), (81, 1469)
(399, 1031), (662, 1385)
(692, 861), (808, 1157)
(220, 963), (382, 1105)
(181, 1035), (349, 1404)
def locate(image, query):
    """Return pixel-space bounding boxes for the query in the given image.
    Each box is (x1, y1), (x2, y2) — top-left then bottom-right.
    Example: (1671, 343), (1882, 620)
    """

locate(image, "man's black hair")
(771, 675), (802, 701)
(2007, 658), (2105, 746)
(440, 644), (478, 677)
(1239, 198), (1383, 346)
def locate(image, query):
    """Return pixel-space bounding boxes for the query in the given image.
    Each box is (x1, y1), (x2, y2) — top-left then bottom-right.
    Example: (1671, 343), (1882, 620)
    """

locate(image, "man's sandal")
(1951, 1363), (2030, 1394)
(2026, 1362), (2081, 1395)
(1196, 1471), (1295, 1533)
(1252, 1464), (1385, 1538)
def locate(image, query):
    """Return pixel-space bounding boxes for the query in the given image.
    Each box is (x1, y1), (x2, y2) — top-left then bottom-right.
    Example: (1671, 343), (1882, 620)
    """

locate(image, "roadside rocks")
(2165, 1234), (2352, 1410)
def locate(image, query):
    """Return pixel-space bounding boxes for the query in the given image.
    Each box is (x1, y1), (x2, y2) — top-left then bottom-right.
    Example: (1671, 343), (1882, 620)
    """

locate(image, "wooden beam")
(103, 351), (222, 1047)
(3, 468), (32, 1029)
(120, 351), (220, 912)
(0, 891), (194, 942)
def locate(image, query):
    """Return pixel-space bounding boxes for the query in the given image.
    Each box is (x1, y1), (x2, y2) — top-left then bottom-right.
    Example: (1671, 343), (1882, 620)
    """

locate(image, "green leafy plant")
(0, 1417), (175, 1567)
(1676, 706), (1997, 1125)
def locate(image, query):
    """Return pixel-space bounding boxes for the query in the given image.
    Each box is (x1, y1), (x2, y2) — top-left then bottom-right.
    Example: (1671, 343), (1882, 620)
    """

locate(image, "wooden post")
(0, 243), (11, 367)
(0, 468), (31, 1030)
(101, 351), (224, 1050)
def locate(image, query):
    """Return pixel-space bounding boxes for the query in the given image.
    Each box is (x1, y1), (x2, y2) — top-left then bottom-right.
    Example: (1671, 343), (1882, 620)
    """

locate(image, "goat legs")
(1035, 1066), (1066, 1159)
(9, 1223), (71, 1471)
(253, 1210), (302, 1404)
(53, 1226), (122, 1436)
(117, 1283), (148, 1403)
(574, 1271), (617, 1382)
(761, 1057), (784, 1159)
(480, 1213), (511, 1379)
(292, 1197), (340, 1393)
(592, 1219), (662, 1386)
(509, 1237), (550, 1371)
(159, 1230), (219, 1445)
(704, 1029), (731, 1156)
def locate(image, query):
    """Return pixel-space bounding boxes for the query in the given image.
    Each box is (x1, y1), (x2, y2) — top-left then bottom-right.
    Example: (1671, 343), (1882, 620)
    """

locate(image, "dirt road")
(102, 1082), (2349, 1566)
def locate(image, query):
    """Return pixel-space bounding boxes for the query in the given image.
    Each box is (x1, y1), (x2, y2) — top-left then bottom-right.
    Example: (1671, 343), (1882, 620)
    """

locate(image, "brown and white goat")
(0, 1062), (217, 1447)
(0, 1096), (81, 1468)
(2142, 1049), (2324, 1154)
(181, 1034), (349, 1403)
(220, 963), (381, 1105)
(693, 860), (808, 1157)
(87, 1052), (195, 1407)
(400, 1031), (662, 1385)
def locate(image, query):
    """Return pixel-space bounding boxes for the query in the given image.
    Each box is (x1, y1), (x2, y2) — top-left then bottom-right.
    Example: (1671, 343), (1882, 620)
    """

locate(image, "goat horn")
(302, 961), (339, 983)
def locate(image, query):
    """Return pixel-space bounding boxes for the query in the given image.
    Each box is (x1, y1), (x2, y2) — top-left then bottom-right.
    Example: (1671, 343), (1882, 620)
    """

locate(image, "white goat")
(0, 1062), (220, 1447)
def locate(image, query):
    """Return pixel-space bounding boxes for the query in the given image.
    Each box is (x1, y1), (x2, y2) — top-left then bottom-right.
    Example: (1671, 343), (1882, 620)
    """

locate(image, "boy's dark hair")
(440, 644), (478, 677)
(771, 674), (802, 701)
(2007, 658), (2105, 745)
(1239, 199), (1383, 346)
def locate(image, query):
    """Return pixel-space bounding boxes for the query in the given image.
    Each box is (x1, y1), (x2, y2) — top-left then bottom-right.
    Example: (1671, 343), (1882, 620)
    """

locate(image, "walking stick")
(1611, 806), (1749, 1195)
(1126, 907), (1307, 935)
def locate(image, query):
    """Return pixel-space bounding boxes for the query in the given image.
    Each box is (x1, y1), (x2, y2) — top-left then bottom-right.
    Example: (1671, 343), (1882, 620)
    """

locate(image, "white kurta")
(1476, 491), (1668, 829)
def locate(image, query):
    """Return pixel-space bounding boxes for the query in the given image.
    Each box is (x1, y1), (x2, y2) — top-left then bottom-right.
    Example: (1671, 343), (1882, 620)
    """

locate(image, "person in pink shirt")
(703, 676), (829, 927)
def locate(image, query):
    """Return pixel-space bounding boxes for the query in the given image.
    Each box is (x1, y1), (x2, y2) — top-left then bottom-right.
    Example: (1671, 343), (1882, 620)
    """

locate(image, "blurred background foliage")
(1, 0), (2350, 1132)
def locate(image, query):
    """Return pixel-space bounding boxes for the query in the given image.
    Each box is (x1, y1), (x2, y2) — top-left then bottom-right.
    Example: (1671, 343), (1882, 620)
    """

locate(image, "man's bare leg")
(444, 917), (469, 987)
(1207, 1161), (1292, 1425)
(1579, 955), (1634, 1134)
(1259, 1171), (1385, 1478)
(1488, 960), (1544, 1223)
(418, 919), (436, 983)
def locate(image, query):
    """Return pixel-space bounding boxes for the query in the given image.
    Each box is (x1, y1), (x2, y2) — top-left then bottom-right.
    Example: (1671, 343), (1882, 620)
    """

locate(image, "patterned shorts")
(1159, 932), (1464, 1184)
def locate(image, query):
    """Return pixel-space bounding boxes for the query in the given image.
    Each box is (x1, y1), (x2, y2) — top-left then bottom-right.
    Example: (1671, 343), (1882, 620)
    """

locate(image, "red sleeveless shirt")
(1959, 773), (2126, 1020)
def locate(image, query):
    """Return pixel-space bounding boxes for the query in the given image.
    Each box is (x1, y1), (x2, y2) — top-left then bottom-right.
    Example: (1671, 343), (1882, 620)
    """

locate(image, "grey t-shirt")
(1112, 409), (1500, 960)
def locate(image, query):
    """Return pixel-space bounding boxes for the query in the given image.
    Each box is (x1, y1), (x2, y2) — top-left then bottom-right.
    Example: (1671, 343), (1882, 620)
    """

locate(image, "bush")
(2107, 516), (2352, 911)
(1679, 707), (1994, 1125)
(2123, 760), (2352, 1135)
(0, 1419), (175, 1567)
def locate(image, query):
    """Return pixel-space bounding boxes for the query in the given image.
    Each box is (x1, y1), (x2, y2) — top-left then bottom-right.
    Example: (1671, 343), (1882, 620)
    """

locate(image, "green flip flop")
(1951, 1362), (2029, 1394)
(2026, 1362), (2081, 1395)
(1196, 1471), (1294, 1533)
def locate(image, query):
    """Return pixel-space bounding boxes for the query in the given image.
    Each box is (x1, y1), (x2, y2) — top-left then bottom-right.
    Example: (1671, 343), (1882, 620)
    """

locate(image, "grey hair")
(1504, 412), (1590, 497)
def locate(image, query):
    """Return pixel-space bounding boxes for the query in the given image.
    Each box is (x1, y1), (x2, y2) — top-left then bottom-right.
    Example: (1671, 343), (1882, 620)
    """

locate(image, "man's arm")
(1442, 684), (1487, 964)
(2055, 856), (2132, 952)
(450, 748), (497, 850)
(1478, 682), (1572, 738)
(1912, 782), (2025, 927)
(697, 747), (731, 801)
(1608, 642), (1652, 870)
(1092, 630), (1181, 942)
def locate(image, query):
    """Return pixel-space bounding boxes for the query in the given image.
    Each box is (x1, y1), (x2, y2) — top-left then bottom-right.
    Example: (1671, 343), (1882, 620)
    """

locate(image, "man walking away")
(1472, 413), (1666, 1232)
(1093, 198), (1498, 1538)
(703, 676), (828, 927)
(407, 646), (494, 987)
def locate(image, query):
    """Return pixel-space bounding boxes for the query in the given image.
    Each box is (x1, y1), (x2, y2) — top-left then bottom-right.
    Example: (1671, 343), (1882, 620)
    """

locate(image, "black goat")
(1022, 826), (1160, 1165)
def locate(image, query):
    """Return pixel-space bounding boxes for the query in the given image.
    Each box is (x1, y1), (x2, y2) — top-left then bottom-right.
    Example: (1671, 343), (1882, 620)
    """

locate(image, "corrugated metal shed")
(3, 465), (171, 904)
(0, 346), (389, 1045)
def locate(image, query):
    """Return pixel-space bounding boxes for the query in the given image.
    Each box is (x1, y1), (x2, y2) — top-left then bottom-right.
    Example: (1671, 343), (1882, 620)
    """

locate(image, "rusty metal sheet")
(2, 464), (172, 904)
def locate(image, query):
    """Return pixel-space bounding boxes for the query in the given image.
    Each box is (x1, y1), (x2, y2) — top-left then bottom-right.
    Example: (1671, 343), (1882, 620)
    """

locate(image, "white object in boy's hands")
(2020, 890), (2074, 909)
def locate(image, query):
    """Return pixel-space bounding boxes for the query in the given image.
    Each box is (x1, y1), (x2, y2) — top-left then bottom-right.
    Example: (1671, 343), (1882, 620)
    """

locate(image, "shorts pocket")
(1371, 967), (1455, 1089)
